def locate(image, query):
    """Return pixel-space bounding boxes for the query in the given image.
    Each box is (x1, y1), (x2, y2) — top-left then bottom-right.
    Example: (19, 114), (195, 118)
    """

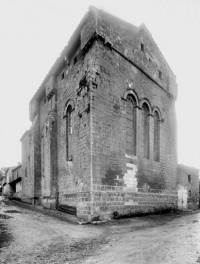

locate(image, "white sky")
(0, 0), (200, 169)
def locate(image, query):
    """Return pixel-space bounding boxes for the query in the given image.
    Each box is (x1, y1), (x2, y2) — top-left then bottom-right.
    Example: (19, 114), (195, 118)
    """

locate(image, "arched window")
(66, 105), (72, 161)
(142, 103), (150, 159)
(154, 111), (160, 161)
(126, 95), (136, 155)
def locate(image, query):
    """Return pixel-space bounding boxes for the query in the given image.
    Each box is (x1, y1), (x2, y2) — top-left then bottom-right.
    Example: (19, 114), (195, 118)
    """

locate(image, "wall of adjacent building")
(177, 164), (199, 209)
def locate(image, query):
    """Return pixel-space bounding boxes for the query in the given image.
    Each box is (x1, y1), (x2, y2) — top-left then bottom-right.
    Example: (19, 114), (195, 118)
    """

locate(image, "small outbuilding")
(2, 164), (22, 199)
(9, 164), (22, 199)
(177, 164), (199, 210)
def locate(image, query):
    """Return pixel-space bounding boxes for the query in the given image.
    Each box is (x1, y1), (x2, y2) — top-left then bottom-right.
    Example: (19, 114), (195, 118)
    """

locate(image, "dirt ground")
(1, 197), (200, 264)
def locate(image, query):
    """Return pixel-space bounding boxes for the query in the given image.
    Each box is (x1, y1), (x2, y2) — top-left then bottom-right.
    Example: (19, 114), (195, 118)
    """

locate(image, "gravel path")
(0, 198), (105, 264)
(1, 197), (200, 264)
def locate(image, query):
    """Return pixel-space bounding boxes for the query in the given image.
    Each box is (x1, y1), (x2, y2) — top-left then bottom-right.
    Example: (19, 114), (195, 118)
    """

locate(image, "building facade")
(177, 164), (199, 210)
(2, 167), (14, 197)
(10, 164), (22, 199)
(1, 165), (22, 198)
(21, 7), (178, 220)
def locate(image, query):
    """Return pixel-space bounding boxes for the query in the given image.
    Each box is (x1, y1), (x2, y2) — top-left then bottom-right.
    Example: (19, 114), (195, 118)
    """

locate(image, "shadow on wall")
(138, 173), (166, 191)
(102, 168), (124, 186)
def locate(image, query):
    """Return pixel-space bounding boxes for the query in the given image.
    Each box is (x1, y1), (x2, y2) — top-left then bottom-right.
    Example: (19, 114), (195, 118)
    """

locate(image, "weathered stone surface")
(21, 7), (178, 220)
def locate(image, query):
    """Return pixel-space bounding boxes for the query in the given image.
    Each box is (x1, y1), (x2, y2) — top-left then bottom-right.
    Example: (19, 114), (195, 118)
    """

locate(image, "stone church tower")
(21, 7), (178, 220)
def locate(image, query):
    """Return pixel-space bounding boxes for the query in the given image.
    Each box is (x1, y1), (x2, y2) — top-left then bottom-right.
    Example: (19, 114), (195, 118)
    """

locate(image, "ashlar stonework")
(21, 7), (178, 220)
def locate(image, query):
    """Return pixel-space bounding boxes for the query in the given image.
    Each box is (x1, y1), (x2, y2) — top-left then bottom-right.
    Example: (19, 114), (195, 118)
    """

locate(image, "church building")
(21, 7), (178, 220)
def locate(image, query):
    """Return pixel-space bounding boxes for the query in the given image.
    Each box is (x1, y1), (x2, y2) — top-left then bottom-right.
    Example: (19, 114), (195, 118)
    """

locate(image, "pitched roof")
(29, 6), (176, 104)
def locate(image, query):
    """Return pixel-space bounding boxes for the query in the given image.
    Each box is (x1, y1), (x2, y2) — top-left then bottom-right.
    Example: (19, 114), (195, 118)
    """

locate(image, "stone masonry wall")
(23, 9), (178, 220)
(91, 185), (177, 219)
(56, 34), (97, 209)
(90, 39), (177, 187)
(29, 113), (41, 204)
(80, 10), (177, 219)
(21, 131), (32, 203)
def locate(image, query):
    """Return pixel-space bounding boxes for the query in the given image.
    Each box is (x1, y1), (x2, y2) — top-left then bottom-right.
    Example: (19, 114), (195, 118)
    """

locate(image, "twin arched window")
(126, 95), (160, 161)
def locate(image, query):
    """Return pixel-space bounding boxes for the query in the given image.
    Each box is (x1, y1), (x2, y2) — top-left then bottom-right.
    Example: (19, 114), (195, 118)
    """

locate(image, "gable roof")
(138, 23), (175, 77)
(30, 6), (176, 104)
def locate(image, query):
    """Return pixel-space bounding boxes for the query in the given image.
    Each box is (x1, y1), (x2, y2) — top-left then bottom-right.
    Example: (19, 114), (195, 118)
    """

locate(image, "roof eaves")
(12, 164), (22, 172)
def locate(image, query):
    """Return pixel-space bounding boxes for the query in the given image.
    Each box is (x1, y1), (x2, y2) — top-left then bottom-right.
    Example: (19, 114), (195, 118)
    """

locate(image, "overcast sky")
(0, 0), (200, 169)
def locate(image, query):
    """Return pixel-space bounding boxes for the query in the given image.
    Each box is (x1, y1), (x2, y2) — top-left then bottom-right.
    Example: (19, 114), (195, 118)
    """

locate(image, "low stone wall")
(27, 185), (178, 220)
(21, 197), (33, 204)
(59, 191), (91, 218)
(13, 192), (22, 199)
(77, 185), (178, 220)
(42, 196), (57, 209)
(59, 193), (78, 206)
(21, 196), (41, 205)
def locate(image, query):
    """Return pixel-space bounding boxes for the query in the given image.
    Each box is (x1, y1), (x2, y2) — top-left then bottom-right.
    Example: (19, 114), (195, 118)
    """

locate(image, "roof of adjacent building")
(20, 130), (29, 142)
(178, 164), (200, 174)
(11, 163), (22, 172)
